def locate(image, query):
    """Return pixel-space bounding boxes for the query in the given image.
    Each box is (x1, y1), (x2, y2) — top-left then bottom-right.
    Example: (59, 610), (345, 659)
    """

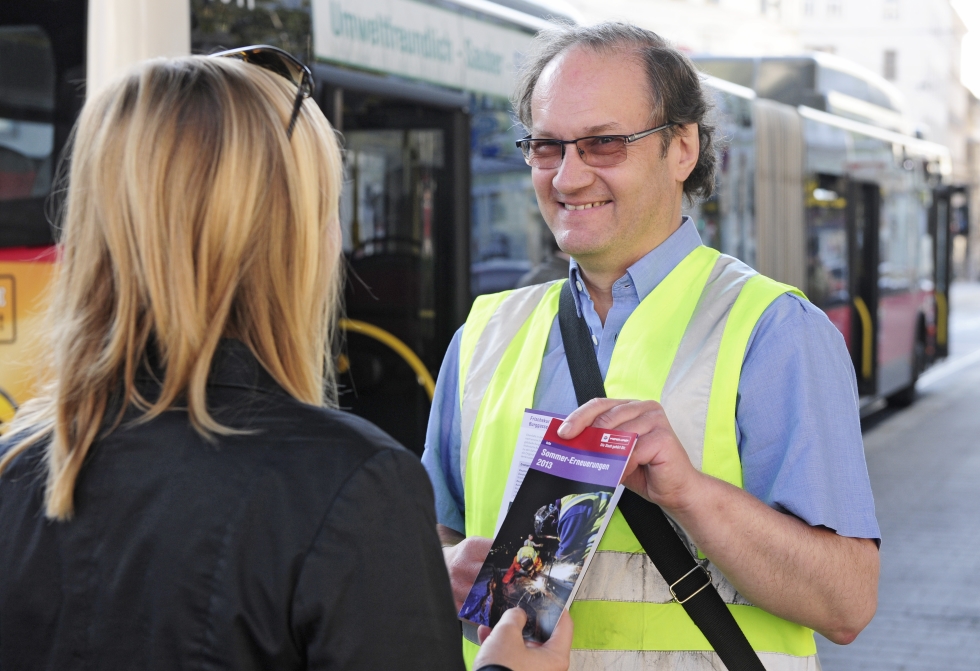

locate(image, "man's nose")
(553, 142), (595, 193)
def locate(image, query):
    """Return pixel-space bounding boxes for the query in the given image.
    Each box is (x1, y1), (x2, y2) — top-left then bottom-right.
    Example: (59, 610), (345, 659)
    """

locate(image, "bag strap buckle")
(669, 562), (713, 605)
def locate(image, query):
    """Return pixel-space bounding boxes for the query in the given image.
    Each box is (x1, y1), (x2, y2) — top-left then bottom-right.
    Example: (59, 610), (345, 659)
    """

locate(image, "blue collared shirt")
(421, 218), (880, 541)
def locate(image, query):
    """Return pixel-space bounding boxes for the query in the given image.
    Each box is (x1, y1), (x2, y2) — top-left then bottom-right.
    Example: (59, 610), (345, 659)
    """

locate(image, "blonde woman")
(0, 52), (570, 670)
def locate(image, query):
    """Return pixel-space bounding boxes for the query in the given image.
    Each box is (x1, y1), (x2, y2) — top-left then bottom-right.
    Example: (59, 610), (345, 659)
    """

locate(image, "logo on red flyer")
(600, 433), (630, 449)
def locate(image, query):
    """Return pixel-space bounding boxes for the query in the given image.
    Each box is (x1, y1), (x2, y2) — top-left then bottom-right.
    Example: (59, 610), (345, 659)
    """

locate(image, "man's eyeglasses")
(211, 45), (314, 140)
(516, 122), (676, 169)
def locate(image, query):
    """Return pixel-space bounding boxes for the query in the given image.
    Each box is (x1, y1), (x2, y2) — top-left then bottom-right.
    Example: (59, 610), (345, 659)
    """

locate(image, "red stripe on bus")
(0, 246), (59, 262)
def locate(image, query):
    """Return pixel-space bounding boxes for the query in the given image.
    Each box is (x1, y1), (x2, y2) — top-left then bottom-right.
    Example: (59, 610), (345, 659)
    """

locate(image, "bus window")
(0, 26), (56, 243)
(879, 186), (915, 293)
(191, 0), (312, 59)
(469, 98), (542, 296)
(915, 182), (934, 288)
(340, 126), (443, 348)
(341, 128), (442, 266)
(688, 88), (755, 264)
(719, 98), (754, 265)
(806, 175), (850, 310)
(756, 59), (815, 108)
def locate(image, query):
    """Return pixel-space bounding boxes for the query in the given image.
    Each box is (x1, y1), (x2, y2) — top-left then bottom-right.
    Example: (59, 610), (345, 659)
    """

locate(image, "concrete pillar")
(86, 0), (191, 97)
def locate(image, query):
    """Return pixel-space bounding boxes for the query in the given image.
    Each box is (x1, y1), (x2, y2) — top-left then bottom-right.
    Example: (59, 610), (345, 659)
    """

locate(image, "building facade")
(566, 0), (803, 55)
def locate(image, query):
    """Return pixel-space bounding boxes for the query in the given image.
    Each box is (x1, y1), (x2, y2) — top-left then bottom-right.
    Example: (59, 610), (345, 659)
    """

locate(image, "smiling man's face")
(530, 46), (689, 276)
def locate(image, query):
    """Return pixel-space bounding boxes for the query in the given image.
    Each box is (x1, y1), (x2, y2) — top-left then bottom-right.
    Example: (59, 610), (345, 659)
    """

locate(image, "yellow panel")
(0, 275), (13, 344)
(0, 255), (56, 423)
(569, 601), (816, 656)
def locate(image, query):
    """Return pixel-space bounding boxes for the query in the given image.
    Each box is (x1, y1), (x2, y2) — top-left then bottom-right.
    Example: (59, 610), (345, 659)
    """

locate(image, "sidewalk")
(816, 281), (980, 669)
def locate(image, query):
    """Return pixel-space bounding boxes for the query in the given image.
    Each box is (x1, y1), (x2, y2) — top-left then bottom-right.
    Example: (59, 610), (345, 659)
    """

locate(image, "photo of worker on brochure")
(459, 417), (635, 642)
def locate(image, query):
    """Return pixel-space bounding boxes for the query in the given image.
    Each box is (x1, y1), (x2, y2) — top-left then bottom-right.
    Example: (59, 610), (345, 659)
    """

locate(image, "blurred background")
(2, 1), (980, 667)
(1, 0), (976, 445)
(569, 0), (980, 280)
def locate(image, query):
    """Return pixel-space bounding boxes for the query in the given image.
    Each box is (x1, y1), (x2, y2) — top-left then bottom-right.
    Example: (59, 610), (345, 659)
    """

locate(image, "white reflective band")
(460, 281), (559, 482)
(571, 257), (758, 615)
(569, 649), (820, 671)
(660, 256), (755, 469)
(574, 551), (751, 606)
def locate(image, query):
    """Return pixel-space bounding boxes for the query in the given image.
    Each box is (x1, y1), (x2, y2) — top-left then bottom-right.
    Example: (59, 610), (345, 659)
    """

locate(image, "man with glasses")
(423, 22), (880, 669)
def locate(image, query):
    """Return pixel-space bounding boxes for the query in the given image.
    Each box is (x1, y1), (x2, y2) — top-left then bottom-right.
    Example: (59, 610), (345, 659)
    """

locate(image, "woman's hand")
(474, 608), (573, 671)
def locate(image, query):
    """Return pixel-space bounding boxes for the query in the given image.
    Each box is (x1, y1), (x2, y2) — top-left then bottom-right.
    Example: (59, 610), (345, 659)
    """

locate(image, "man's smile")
(561, 200), (611, 211)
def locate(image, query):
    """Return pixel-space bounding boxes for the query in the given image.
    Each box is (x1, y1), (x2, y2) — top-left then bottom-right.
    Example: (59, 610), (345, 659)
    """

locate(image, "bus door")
(930, 187), (953, 360)
(319, 67), (470, 456)
(847, 181), (880, 396)
(190, 7), (472, 454)
(805, 175), (851, 347)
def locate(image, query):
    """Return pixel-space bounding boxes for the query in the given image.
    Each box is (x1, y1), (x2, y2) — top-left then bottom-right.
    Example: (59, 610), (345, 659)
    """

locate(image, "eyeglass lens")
(212, 46), (313, 139)
(522, 137), (629, 169)
(235, 49), (313, 97)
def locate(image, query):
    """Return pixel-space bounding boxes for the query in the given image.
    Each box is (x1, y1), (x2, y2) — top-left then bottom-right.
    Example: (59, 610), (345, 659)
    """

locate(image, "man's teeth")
(563, 201), (608, 210)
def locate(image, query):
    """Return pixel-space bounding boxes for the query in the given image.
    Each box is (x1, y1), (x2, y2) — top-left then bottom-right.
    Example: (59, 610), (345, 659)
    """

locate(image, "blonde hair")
(0, 56), (344, 519)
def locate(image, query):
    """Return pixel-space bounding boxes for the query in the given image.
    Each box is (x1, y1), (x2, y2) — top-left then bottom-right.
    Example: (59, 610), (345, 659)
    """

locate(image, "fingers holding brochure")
(459, 415), (634, 643)
(474, 607), (574, 671)
(558, 398), (701, 513)
(443, 535), (493, 610)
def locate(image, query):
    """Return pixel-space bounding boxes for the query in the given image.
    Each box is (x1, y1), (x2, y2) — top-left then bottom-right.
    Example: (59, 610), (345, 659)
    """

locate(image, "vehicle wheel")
(887, 336), (925, 408)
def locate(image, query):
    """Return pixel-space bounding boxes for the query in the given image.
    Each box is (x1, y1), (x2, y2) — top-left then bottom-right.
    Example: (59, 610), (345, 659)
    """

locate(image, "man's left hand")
(556, 396), (879, 645)
(557, 397), (700, 514)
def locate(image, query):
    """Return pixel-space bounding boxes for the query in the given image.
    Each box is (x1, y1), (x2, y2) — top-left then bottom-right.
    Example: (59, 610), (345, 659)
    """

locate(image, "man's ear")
(669, 123), (699, 183)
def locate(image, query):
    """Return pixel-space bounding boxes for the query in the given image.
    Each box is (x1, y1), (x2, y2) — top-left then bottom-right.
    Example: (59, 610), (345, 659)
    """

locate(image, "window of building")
(803, 0), (815, 16)
(883, 49), (897, 81)
(883, 0), (899, 20)
(806, 45), (837, 55)
(827, 0), (842, 16)
(760, 0), (780, 14)
(0, 26), (56, 204)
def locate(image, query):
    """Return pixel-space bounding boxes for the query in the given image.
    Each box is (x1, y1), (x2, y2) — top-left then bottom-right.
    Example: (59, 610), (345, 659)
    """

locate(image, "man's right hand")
(441, 532), (492, 610)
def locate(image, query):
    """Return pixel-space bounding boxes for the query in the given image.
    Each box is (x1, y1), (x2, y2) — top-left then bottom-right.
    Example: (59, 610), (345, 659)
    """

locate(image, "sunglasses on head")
(210, 45), (314, 140)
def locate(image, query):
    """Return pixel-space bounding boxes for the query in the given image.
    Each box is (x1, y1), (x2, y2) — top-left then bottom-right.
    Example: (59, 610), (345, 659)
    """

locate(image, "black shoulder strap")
(557, 281), (766, 671)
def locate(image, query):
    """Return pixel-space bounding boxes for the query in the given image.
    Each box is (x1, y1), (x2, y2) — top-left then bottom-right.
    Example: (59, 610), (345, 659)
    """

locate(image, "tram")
(0, 3), (959, 448)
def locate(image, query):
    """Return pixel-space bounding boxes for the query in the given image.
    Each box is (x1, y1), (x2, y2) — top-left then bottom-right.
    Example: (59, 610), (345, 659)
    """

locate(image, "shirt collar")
(567, 215), (703, 316)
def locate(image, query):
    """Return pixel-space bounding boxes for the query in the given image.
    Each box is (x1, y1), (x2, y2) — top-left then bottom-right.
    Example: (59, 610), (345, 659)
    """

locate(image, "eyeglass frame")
(210, 45), (314, 140)
(515, 122), (676, 168)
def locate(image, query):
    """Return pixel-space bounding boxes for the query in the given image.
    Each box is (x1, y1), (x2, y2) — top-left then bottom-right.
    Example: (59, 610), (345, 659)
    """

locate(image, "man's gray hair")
(512, 22), (716, 201)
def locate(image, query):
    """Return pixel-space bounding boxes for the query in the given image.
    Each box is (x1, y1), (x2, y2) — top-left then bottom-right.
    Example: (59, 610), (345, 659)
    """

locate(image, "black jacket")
(0, 341), (464, 670)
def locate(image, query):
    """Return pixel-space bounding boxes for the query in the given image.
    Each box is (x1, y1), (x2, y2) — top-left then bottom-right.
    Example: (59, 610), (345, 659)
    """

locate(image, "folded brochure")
(459, 409), (637, 642)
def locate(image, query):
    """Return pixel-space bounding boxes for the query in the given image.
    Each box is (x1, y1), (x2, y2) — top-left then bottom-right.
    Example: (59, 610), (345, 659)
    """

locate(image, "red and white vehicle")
(692, 54), (959, 409)
(0, 5), (959, 433)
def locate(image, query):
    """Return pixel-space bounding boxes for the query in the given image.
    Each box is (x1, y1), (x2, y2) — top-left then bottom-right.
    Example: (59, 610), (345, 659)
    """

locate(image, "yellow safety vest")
(456, 246), (819, 670)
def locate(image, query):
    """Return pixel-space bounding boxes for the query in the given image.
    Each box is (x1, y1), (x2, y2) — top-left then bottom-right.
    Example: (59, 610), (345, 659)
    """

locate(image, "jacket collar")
(134, 339), (288, 399)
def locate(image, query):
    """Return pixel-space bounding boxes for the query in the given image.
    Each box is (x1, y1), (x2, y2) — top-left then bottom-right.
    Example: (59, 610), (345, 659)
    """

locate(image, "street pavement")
(816, 281), (980, 670)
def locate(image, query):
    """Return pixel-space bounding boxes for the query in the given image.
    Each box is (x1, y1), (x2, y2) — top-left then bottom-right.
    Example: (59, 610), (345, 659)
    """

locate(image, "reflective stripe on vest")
(457, 247), (816, 669)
